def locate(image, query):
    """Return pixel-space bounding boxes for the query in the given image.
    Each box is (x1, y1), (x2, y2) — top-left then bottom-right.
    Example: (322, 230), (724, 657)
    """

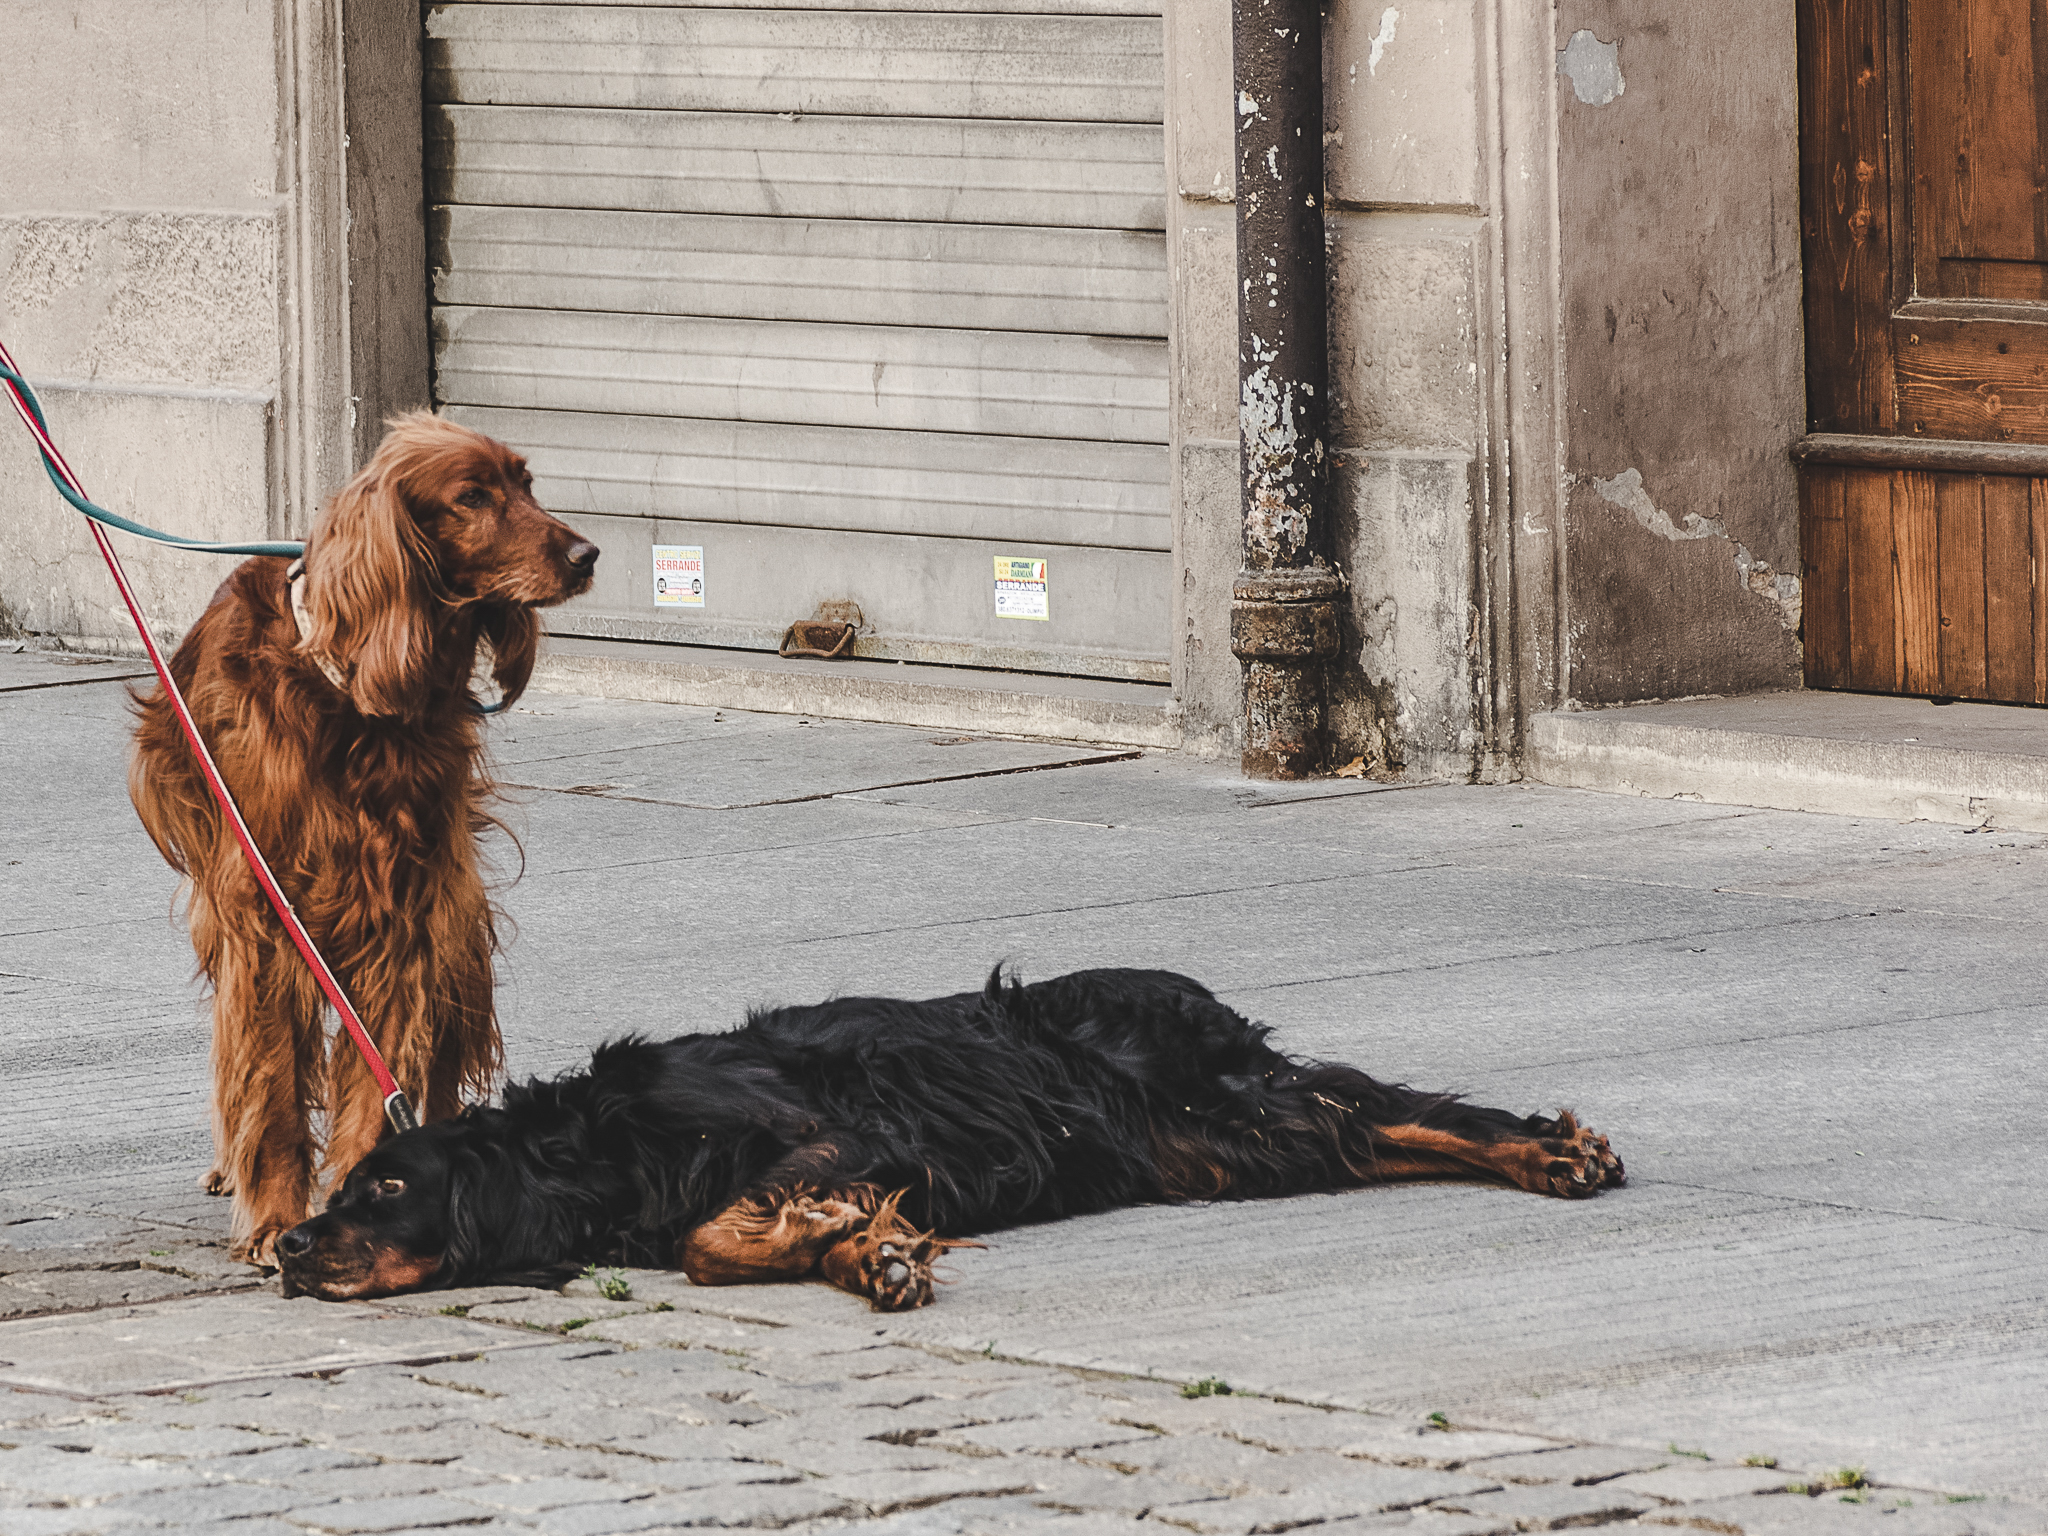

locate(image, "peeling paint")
(1736, 544), (1804, 632)
(1595, 469), (1802, 632)
(1592, 468), (1721, 542)
(1557, 29), (1624, 106)
(1241, 337), (1321, 562)
(1368, 8), (1400, 77)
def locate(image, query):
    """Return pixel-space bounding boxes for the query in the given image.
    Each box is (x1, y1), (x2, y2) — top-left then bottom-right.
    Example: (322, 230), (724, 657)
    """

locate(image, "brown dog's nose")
(566, 541), (599, 575)
(277, 1224), (315, 1258)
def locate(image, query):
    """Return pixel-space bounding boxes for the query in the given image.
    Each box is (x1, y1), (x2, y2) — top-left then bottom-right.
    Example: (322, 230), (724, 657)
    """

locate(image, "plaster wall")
(1554, 1), (1806, 705)
(0, 0), (398, 653)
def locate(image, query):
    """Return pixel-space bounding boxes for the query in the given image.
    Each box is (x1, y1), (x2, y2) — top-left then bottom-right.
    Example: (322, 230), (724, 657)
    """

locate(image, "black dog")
(276, 969), (1623, 1308)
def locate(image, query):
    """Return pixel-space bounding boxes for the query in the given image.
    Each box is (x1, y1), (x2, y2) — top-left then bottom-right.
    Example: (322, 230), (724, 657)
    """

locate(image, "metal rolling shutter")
(423, 0), (1169, 682)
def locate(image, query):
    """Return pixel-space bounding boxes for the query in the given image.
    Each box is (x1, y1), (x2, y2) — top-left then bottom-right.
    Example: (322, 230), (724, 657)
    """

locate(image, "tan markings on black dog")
(679, 1189), (878, 1285)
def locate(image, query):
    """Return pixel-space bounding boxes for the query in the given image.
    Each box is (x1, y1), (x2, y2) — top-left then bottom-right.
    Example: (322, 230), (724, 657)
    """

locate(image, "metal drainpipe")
(1231, 0), (1342, 779)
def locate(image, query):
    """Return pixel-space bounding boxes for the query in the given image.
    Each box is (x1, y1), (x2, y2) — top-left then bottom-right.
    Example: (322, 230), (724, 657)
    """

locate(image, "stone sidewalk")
(4, 1273), (2040, 1536)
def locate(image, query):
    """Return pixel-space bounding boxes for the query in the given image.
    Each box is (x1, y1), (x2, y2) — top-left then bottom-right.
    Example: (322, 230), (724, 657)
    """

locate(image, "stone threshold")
(1528, 688), (2048, 831)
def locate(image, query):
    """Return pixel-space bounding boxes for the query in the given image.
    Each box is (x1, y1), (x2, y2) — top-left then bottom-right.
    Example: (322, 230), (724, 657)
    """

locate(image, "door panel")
(1799, 0), (2048, 700)
(1911, 0), (2048, 298)
(1800, 462), (2048, 700)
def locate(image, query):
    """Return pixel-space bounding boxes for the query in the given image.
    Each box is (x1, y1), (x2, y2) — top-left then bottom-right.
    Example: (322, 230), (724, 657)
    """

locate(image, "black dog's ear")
(440, 1148), (489, 1282)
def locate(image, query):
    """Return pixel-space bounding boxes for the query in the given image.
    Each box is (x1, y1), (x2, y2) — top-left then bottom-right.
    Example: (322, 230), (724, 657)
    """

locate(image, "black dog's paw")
(827, 1222), (940, 1311)
(819, 1193), (957, 1311)
(1524, 1110), (1625, 1197)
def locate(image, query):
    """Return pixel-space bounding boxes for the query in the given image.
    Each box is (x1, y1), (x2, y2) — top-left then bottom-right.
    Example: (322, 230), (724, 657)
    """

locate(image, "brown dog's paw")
(1525, 1110), (1625, 1198)
(199, 1168), (232, 1196)
(232, 1227), (285, 1270)
(819, 1194), (950, 1312)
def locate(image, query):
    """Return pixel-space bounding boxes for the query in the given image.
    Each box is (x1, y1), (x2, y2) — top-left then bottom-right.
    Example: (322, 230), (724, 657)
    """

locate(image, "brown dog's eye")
(375, 1178), (407, 1197)
(454, 486), (490, 509)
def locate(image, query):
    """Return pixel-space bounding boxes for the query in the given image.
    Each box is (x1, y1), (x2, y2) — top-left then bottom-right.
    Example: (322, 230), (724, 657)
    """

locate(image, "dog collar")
(284, 557), (352, 694)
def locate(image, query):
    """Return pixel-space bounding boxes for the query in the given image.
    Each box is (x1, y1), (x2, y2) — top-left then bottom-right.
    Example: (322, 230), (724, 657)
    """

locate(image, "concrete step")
(1528, 689), (2048, 831)
(528, 633), (1182, 750)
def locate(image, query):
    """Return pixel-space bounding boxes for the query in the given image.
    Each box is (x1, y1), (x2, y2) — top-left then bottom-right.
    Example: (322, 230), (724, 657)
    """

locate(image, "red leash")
(0, 341), (419, 1134)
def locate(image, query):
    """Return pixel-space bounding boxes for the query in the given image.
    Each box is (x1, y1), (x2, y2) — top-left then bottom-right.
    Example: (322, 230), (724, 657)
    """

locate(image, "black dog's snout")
(277, 1225), (315, 1259)
(566, 541), (599, 574)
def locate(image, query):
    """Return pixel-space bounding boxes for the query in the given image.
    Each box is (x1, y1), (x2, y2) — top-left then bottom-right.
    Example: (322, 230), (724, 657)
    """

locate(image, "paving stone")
(941, 1502), (1157, 1536)
(843, 1373), (1053, 1414)
(644, 1457), (813, 1493)
(1636, 1493), (2048, 1535)
(489, 1407), (735, 1446)
(529, 1496), (712, 1536)
(98, 1477), (340, 1523)
(0, 1265), (214, 1317)
(1430, 1479), (1653, 1528)
(1071, 1433), (1295, 1493)
(449, 1477), (655, 1514)
(1352, 1516), (1519, 1535)
(718, 1421), (970, 1477)
(172, 1520), (311, 1536)
(79, 1423), (294, 1459)
(1022, 1460), (1240, 1518)
(593, 1479), (853, 1528)
(0, 1442), (209, 1499)
(219, 1445), (382, 1481)
(0, 1506), (139, 1536)
(286, 1492), (507, 1532)
(1330, 1426), (1560, 1471)
(440, 1440), (671, 1483)
(378, 1289), (559, 1321)
(462, 1299), (659, 1335)
(933, 1415), (1161, 1457)
(1107, 1400), (1537, 1474)
(1611, 1461), (1804, 1503)
(284, 1462), (498, 1501)
(1089, 1398), (1341, 1442)
(1458, 1444), (1673, 1485)
(815, 1464), (1042, 1515)
(140, 1244), (257, 1285)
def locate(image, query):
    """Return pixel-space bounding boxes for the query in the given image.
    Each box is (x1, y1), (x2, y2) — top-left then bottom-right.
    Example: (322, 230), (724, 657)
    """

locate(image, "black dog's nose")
(566, 541), (599, 574)
(277, 1225), (314, 1258)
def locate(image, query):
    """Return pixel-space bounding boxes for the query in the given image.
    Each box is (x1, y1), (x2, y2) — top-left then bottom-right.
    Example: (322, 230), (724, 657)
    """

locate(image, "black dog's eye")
(454, 486), (490, 509)
(375, 1178), (407, 1197)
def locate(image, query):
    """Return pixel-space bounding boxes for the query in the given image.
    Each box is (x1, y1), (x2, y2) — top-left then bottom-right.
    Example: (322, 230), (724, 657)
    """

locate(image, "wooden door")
(1799, 0), (2048, 702)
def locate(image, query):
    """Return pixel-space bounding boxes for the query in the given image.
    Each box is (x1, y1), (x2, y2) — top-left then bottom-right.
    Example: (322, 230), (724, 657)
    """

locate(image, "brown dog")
(130, 414), (597, 1265)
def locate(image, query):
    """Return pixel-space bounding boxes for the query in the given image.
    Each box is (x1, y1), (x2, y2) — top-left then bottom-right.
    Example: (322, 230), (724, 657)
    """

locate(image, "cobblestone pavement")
(3, 1270), (2042, 1536)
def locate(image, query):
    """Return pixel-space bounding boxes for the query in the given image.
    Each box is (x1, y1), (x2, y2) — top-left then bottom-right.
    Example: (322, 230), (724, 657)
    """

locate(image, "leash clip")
(383, 1091), (420, 1135)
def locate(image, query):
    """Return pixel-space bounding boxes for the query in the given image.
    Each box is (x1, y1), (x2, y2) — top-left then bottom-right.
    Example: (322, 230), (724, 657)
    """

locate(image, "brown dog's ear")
(480, 604), (539, 709)
(303, 464), (434, 719)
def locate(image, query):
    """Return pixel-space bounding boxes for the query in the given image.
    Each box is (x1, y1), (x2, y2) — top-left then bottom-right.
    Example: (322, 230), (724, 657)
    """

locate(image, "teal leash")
(0, 362), (304, 558)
